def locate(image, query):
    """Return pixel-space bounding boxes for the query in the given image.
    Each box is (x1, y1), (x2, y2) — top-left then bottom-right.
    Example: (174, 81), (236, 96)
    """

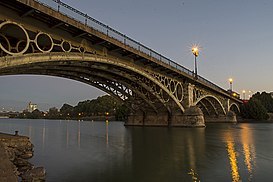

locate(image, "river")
(0, 119), (273, 181)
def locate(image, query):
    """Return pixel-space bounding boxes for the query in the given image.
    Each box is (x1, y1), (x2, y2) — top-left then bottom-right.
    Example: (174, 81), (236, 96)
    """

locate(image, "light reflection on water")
(226, 138), (240, 182)
(0, 119), (272, 182)
(224, 124), (257, 182)
(188, 169), (200, 182)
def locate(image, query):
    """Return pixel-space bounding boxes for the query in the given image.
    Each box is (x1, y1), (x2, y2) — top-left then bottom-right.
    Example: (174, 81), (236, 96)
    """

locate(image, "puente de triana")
(0, 0), (242, 127)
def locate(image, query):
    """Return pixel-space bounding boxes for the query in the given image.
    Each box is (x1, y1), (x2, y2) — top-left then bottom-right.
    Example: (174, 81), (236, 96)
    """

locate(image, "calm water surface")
(0, 119), (273, 182)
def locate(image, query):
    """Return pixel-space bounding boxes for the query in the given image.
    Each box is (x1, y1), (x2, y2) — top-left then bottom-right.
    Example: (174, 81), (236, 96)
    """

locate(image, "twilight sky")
(1, 0), (273, 111)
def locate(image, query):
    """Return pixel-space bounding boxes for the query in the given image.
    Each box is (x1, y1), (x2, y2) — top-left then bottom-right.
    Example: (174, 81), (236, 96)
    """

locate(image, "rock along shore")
(0, 132), (45, 181)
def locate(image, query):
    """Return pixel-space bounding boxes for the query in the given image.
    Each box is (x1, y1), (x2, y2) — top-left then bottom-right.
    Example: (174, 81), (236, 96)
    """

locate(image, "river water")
(0, 119), (273, 182)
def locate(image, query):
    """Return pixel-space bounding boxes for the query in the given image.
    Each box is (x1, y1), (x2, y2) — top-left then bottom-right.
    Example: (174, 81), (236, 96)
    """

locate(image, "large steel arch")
(194, 95), (226, 116)
(0, 64), (162, 112)
(0, 70), (129, 104)
(0, 52), (186, 112)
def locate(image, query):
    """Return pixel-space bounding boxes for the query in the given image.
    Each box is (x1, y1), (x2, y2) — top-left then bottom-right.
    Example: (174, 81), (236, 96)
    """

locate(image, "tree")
(31, 109), (44, 119)
(251, 92), (273, 113)
(60, 103), (74, 117)
(47, 107), (60, 119)
(115, 104), (128, 121)
(241, 98), (269, 120)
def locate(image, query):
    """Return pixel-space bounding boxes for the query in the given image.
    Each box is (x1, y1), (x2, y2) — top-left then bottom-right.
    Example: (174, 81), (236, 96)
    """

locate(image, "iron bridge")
(0, 0), (242, 127)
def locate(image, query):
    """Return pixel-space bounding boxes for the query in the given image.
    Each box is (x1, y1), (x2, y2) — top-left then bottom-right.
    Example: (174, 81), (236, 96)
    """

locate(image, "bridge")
(0, 0), (242, 127)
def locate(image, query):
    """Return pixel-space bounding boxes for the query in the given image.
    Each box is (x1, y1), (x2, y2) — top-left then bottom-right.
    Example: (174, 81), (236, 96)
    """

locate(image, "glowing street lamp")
(229, 78), (233, 91)
(192, 46), (199, 78)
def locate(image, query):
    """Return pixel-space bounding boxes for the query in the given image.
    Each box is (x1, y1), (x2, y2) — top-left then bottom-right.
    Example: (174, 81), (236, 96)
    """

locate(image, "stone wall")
(0, 132), (45, 181)
(0, 142), (18, 182)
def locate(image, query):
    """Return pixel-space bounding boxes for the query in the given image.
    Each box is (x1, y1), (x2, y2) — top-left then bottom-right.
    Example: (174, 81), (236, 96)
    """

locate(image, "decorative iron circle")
(34, 32), (54, 53)
(79, 46), (85, 53)
(170, 80), (176, 93)
(175, 82), (183, 102)
(61, 40), (72, 52)
(16, 40), (27, 53)
(0, 21), (30, 55)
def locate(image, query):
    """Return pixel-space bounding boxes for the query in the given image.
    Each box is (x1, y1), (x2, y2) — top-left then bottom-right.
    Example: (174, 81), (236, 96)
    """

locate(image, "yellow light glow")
(241, 125), (256, 180)
(227, 141), (240, 182)
(229, 78), (233, 83)
(192, 46), (199, 57)
(232, 93), (237, 97)
(243, 144), (252, 172)
(242, 90), (246, 93)
(188, 169), (200, 182)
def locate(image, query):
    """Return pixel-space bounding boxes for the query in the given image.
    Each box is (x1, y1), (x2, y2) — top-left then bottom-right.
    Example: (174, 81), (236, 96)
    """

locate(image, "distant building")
(27, 102), (38, 112)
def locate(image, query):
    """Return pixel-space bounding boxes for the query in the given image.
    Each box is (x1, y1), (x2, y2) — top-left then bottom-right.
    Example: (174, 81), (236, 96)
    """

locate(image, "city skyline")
(1, 0), (273, 111)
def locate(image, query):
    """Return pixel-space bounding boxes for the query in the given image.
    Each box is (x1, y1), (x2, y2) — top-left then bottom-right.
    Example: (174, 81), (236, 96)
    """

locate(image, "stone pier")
(126, 106), (206, 127)
(171, 106), (205, 127)
(205, 111), (237, 123)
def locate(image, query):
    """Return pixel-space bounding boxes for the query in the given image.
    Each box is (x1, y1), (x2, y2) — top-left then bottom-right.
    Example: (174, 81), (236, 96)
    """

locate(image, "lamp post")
(105, 112), (109, 123)
(242, 90), (246, 100)
(192, 46), (199, 78)
(248, 90), (252, 99)
(229, 78), (233, 91)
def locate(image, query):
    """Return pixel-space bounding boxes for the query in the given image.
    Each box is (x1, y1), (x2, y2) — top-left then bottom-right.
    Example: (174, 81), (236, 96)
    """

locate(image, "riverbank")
(0, 132), (45, 181)
(12, 115), (118, 122)
(237, 113), (273, 123)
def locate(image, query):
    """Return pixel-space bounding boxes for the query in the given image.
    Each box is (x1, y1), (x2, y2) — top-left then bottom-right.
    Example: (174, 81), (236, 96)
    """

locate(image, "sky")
(1, 0), (273, 111)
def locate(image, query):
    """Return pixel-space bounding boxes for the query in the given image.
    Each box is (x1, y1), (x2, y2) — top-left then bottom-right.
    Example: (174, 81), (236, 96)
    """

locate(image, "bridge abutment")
(204, 111), (237, 123)
(171, 106), (205, 127)
(126, 106), (205, 127)
(126, 111), (169, 126)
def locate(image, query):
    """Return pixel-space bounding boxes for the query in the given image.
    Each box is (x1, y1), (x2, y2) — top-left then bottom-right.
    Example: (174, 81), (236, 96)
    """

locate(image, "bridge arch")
(229, 103), (240, 115)
(0, 52), (186, 113)
(194, 95), (226, 116)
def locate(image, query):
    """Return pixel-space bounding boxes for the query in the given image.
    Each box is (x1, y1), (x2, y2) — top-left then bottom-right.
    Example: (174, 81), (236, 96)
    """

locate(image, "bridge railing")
(35, 0), (232, 96)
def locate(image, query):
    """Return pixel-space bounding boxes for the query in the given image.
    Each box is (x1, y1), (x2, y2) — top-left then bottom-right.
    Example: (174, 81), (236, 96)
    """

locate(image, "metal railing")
(34, 0), (232, 97)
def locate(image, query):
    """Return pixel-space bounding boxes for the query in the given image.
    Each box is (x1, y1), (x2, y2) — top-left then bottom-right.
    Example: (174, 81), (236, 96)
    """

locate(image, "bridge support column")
(126, 111), (144, 126)
(204, 111), (237, 123)
(171, 106), (205, 127)
(183, 83), (195, 109)
(126, 111), (169, 126)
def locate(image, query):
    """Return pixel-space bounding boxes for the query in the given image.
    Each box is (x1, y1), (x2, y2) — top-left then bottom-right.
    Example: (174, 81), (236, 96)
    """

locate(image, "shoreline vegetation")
(240, 92), (273, 121)
(12, 95), (128, 122)
(3, 92), (273, 122)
